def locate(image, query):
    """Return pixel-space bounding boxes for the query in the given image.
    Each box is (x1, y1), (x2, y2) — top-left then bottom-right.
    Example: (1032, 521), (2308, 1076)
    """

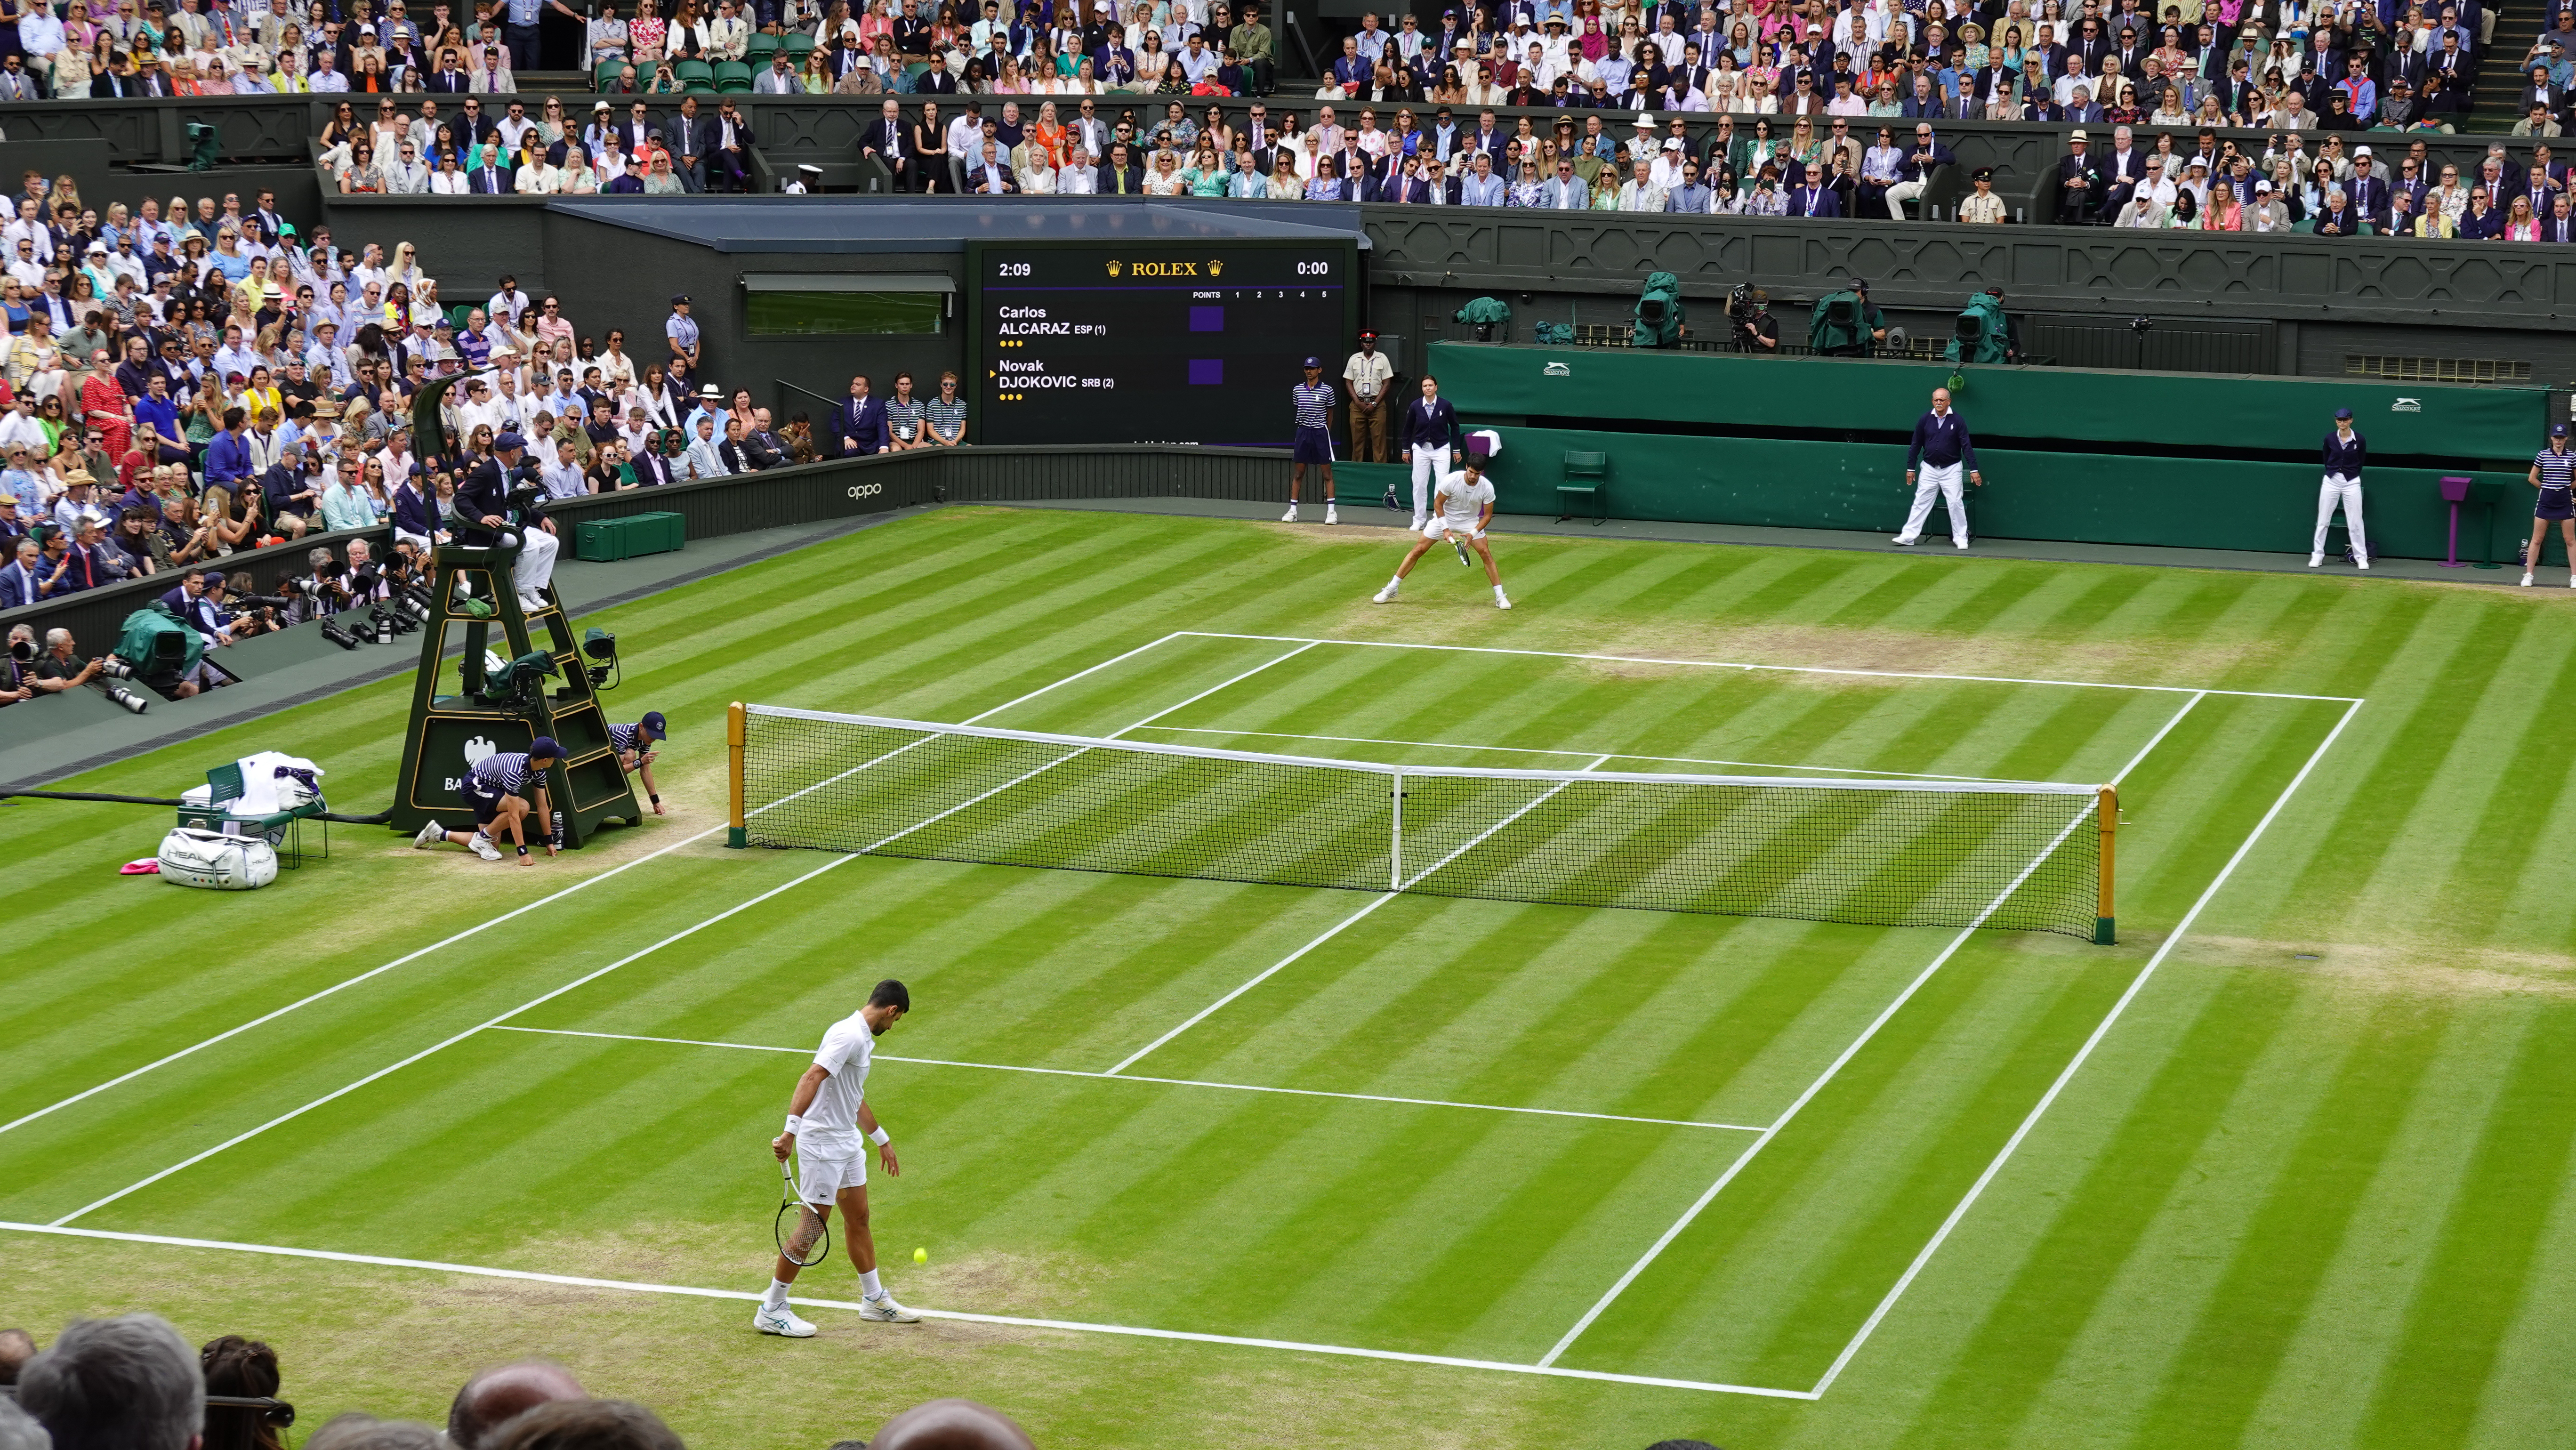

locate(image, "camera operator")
(0, 624), (33, 707)
(457, 431), (561, 614)
(27, 627), (103, 695)
(296, 547), (355, 616)
(344, 539), (394, 605)
(1729, 286), (1781, 353)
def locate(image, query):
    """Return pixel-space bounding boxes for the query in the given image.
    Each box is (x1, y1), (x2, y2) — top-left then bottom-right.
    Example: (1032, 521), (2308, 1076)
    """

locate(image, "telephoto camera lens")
(372, 611), (394, 644)
(93, 656), (137, 679)
(98, 682), (148, 714)
(318, 621), (362, 651)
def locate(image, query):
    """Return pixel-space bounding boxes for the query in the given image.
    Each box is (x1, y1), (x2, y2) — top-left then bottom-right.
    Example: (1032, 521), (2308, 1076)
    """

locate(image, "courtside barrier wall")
(1425, 343), (2550, 462)
(1469, 422), (2527, 560)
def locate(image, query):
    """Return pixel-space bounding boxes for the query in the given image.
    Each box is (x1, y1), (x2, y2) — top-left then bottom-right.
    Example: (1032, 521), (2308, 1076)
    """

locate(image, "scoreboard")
(966, 240), (1360, 448)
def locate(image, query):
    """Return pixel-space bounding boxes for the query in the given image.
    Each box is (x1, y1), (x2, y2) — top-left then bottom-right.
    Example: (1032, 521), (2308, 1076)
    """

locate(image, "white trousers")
(513, 524), (560, 599)
(1885, 179), (1929, 219)
(1409, 444), (1450, 524)
(1899, 461), (1968, 545)
(2314, 474), (2367, 561)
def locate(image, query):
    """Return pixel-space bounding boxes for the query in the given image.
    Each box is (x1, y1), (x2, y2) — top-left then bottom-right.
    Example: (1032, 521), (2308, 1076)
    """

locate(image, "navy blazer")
(1401, 396), (1462, 452)
(837, 395), (889, 454)
(1788, 184), (1841, 217)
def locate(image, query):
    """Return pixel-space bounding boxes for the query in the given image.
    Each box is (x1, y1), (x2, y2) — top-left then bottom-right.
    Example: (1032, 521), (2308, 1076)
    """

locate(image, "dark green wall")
(1478, 423), (2524, 561)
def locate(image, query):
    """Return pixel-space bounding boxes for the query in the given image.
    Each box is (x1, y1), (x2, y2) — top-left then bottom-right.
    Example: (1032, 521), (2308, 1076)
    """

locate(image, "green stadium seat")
(781, 31), (816, 55)
(744, 32), (780, 61)
(673, 57), (713, 87)
(903, 59), (928, 81)
(714, 59), (755, 91)
(1559, 451), (1606, 525)
(595, 58), (625, 89)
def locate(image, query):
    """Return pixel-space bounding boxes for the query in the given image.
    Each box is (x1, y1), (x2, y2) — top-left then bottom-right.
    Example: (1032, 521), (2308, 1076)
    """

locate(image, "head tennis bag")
(156, 826), (280, 890)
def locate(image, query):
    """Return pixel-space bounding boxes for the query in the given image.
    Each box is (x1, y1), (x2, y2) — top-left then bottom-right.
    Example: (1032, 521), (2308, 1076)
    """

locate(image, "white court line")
(1127, 725), (2019, 783)
(1174, 631), (2365, 704)
(1101, 754), (1616, 1077)
(46, 641), (1320, 1227)
(1536, 694), (2198, 1370)
(0, 630), (1197, 1143)
(0, 1221), (1816, 1400)
(1804, 694), (2362, 1398)
(489, 1024), (1766, 1133)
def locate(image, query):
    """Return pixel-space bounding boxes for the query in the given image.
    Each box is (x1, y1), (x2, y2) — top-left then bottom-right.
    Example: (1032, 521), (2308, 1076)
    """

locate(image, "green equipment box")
(574, 511), (685, 563)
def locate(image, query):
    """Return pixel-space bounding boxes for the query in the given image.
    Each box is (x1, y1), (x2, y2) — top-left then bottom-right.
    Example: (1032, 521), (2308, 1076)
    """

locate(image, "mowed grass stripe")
(1541, 670), (2325, 1383)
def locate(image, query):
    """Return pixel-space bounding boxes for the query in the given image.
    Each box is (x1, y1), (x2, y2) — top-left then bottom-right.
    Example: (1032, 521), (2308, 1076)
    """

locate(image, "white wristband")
(868, 1125), (890, 1147)
(784, 1115), (802, 1136)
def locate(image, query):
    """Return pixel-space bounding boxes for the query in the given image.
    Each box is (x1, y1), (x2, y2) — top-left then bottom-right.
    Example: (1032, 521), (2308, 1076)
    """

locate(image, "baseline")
(1175, 631), (2362, 703)
(0, 629), (1199, 1142)
(45, 638), (1320, 1227)
(487, 1024), (1766, 1132)
(0, 1221), (1816, 1400)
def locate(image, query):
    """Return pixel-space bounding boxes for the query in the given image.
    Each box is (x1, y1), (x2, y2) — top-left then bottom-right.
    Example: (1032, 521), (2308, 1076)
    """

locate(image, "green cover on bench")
(575, 511), (687, 562)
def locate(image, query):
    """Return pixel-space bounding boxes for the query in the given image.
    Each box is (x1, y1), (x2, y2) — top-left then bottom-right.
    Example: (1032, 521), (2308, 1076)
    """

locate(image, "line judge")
(1893, 387), (1982, 549)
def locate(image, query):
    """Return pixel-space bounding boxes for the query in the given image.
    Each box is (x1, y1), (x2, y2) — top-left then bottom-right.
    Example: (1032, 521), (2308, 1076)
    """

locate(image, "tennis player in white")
(755, 979), (918, 1336)
(1373, 453), (1510, 609)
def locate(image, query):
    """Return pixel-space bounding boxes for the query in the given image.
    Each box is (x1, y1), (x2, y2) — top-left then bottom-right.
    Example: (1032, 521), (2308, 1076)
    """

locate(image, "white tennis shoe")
(1494, 590), (1512, 610)
(1280, 504), (1299, 523)
(2308, 552), (2325, 567)
(467, 833), (503, 862)
(1324, 504), (1337, 525)
(1372, 584), (1398, 604)
(2522, 572), (2536, 586)
(413, 820), (446, 848)
(753, 1304), (816, 1337)
(859, 1294), (921, 1324)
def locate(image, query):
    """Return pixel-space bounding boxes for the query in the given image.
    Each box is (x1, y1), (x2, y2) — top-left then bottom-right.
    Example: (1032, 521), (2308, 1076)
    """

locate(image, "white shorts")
(1421, 516), (1483, 542)
(797, 1144), (866, 1204)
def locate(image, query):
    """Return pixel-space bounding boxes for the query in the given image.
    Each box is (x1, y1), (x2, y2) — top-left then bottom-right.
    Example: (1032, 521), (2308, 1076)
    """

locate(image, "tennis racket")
(1453, 533), (1473, 566)
(773, 1155), (832, 1268)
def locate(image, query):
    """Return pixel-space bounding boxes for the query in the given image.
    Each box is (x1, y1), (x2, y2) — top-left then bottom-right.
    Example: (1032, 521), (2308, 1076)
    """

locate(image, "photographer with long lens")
(25, 627), (151, 713)
(456, 430), (560, 614)
(1727, 285), (1781, 354)
(0, 624), (34, 707)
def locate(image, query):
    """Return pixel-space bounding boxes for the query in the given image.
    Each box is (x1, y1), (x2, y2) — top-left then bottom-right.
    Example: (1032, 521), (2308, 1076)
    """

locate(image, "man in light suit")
(1541, 156), (1589, 209)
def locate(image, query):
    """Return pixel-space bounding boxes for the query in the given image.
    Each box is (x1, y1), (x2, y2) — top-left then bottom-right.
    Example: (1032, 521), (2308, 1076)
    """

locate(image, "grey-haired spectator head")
(17, 1314), (204, 1450)
(0, 1398), (50, 1450)
(869, 1399), (1038, 1450)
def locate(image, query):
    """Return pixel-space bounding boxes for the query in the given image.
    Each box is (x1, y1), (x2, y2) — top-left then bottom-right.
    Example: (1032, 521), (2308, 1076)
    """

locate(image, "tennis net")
(728, 703), (2116, 940)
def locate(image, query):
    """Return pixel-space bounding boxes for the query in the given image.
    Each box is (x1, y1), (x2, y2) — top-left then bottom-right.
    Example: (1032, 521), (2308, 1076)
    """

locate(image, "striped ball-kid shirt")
(1292, 381), (1337, 431)
(2535, 446), (2576, 491)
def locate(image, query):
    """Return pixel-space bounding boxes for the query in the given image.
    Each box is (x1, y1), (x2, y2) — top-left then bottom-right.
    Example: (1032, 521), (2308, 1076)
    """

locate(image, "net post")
(2093, 785), (2116, 945)
(726, 701), (748, 848)
(1390, 771), (1403, 892)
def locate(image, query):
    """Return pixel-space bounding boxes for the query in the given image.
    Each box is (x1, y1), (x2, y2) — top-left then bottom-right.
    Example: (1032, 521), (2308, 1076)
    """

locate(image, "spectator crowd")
(0, 1312), (1042, 1449)
(0, 172), (832, 706)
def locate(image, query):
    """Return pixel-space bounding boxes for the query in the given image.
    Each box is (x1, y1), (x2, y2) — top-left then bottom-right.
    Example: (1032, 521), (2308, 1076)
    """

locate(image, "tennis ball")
(913, 1247), (928, 1265)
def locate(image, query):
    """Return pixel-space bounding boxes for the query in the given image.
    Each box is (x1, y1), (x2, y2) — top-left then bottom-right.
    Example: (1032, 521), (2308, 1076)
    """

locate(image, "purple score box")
(1188, 359), (1224, 386)
(1189, 306), (1225, 332)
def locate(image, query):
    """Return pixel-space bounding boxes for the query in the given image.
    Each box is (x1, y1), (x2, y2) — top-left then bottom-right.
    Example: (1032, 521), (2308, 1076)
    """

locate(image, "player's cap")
(1303, 356), (1322, 368)
(2334, 407), (2354, 420)
(529, 735), (562, 759)
(493, 429), (527, 452)
(640, 709), (668, 740)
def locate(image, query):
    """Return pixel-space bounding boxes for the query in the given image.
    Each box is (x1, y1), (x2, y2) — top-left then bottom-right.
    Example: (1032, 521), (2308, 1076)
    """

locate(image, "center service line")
(48, 639), (1312, 1227)
(0, 629), (1197, 1143)
(1102, 755), (1614, 1077)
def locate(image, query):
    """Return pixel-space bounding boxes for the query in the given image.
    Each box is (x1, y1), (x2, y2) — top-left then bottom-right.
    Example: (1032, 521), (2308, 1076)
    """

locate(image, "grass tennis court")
(6, 505), (2574, 1449)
